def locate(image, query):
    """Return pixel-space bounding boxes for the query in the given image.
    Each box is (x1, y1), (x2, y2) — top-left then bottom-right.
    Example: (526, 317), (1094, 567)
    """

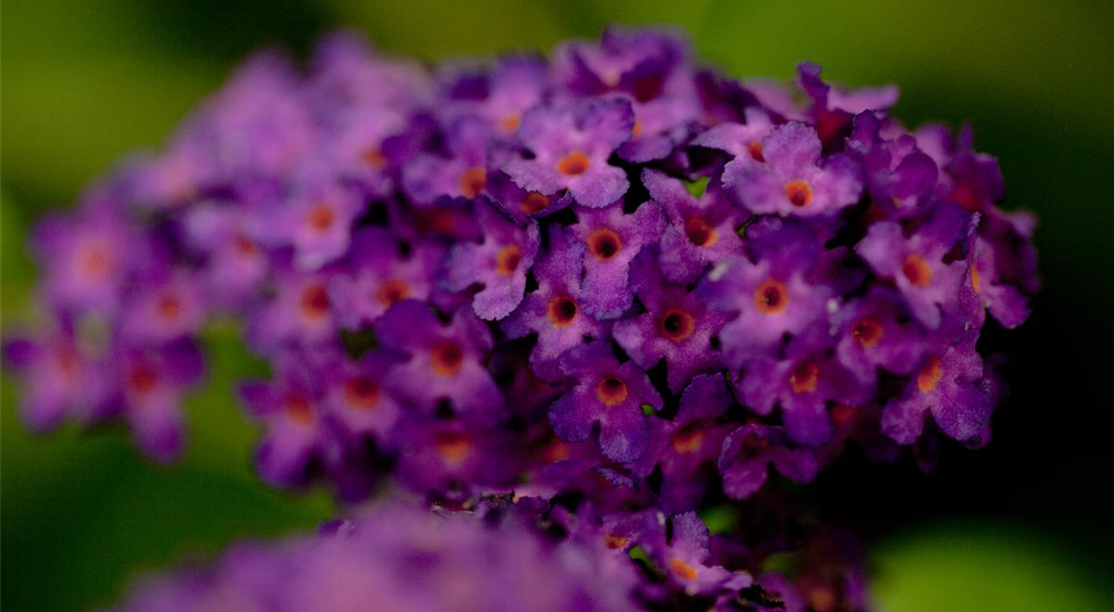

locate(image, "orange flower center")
(587, 228), (623, 261)
(157, 293), (182, 320)
(753, 279), (789, 315)
(235, 233), (259, 255)
(852, 318), (884, 348)
(917, 356), (943, 393)
(498, 112), (521, 133)
(970, 264), (982, 294)
(546, 295), (579, 328)
(309, 203), (335, 231)
(376, 278), (410, 306)
(671, 429), (705, 454)
(300, 283), (331, 319)
(658, 308), (696, 342)
(789, 361), (820, 393)
(604, 534), (629, 549)
(596, 376), (629, 407)
(784, 180), (813, 207)
(127, 366), (159, 395)
(495, 244), (522, 276)
(557, 151), (591, 176)
(286, 395), (313, 424)
(669, 559), (698, 581)
(519, 192), (550, 215)
(434, 432), (472, 465)
(80, 244), (111, 276)
(344, 376), (380, 409)
(684, 217), (717, 247)
(458, 166), (487, 198)
(362, 147), (387, 170)
(632, 120), (644, 137)
(902, 254), (933, 288)
(431, 340), (465, 377)
(747, 141), (765, 162)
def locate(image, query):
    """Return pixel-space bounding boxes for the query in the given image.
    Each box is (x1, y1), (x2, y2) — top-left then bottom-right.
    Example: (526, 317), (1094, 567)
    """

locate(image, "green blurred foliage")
(2, 1), (1112, 610)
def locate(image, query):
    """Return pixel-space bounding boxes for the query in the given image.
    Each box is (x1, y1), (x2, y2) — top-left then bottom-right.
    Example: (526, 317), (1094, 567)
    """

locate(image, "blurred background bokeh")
(2, 1), (1112, 610)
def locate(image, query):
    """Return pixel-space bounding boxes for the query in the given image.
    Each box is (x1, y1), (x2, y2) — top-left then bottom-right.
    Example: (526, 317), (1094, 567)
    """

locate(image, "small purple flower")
(327, 227), (443, 329)
(269, 166), (366, 270)
(116, 340), (205, 463)
(502, 225), (610, 381)
(969, 210), (1039, 329)
(723, 122), (862, 217)
(183, 203), (269, 309)
(2, 323), (112, 432)
(444, 199), (540, 320)
(401, 115), (494, 206)
(503, 98), (633, 208)
(629, 374), (735, 512)
(120, 269), (206, 344)
(856, 206), (971, 328)
(647, 512), (752, 596)
(613, 252), (730, 392)
(572, 200), (665, 319)
(642, 168), (745, 284)
(239, 351), (340, 488)
(699, 254), (830, 368)
(435, 55), (549, 137)
(834, 287), (927, 385)
(246, 260), (336, 355)
(846, 111), (939, 218)
(31, 202), (133, 316)
(797, 62), (898, 148)
(393, 417), (515, 496)
(548, 342), (662, 462)
(733, 327), (871, 446)
(881, 336), (995, 445)
(718, 424), (819, 500)
(322, 349), (404, 448)
(374, 300), (504, 425)
(689, 107), (775, 164)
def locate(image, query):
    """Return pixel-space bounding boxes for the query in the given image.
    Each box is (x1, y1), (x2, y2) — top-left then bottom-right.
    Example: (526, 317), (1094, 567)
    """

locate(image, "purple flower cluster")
(104, 501), (641, 612)
(6, 26), (1037, 610)
(104, 498), (871, 612)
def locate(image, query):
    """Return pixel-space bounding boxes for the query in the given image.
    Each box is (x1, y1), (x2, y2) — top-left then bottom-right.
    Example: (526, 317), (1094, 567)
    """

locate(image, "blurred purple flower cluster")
(6, 26), (1037, 611)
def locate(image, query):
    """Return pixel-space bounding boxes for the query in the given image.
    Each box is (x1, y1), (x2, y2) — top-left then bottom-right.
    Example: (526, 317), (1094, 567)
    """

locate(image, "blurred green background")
(2, 1), (1112, 610)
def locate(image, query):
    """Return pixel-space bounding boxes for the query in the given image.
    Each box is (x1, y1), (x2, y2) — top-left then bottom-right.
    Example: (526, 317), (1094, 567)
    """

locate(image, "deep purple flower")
(444, 199), (540, 320)
(551, 27), (700, 163)
(120, 269), (206, 344)
(881, 335), (995, 445)
(31, 202), (133, 316)
(645, 512), (752, 596)
(374, 300), (504, 425)
(614, 252), (730, 392)
(548, 342), (662, 462)
(402, 115), (495, 206)
(629, 374), (735, 512)
(718, 424), (819, 500)
(183, 203), (269, 309)
(699, 254), (830, 368)
(2, 323), (111, 432)
(239, 350), (341, 488)
(393, 417), (516, 496)
(723, 121), (862, 218)
(321, 349), (404, 448)
(689, 107), (775, 164)
(969, 210), (1039, 328)
(503, 98), (633, 208)
(502, 225), (610, 381)
(733, 326), (871, 446)
(856, 206), (971, 328)
(846, 111), (940, 218)
(834, 287), (927, 385)
(642, 169), (745, 284)
(115, 340), (205, 463)
(246, 259), (336, 355)
(572, 200), (665, 318)
(269, 165), (366, 269)
(326, 227), (443, 329)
